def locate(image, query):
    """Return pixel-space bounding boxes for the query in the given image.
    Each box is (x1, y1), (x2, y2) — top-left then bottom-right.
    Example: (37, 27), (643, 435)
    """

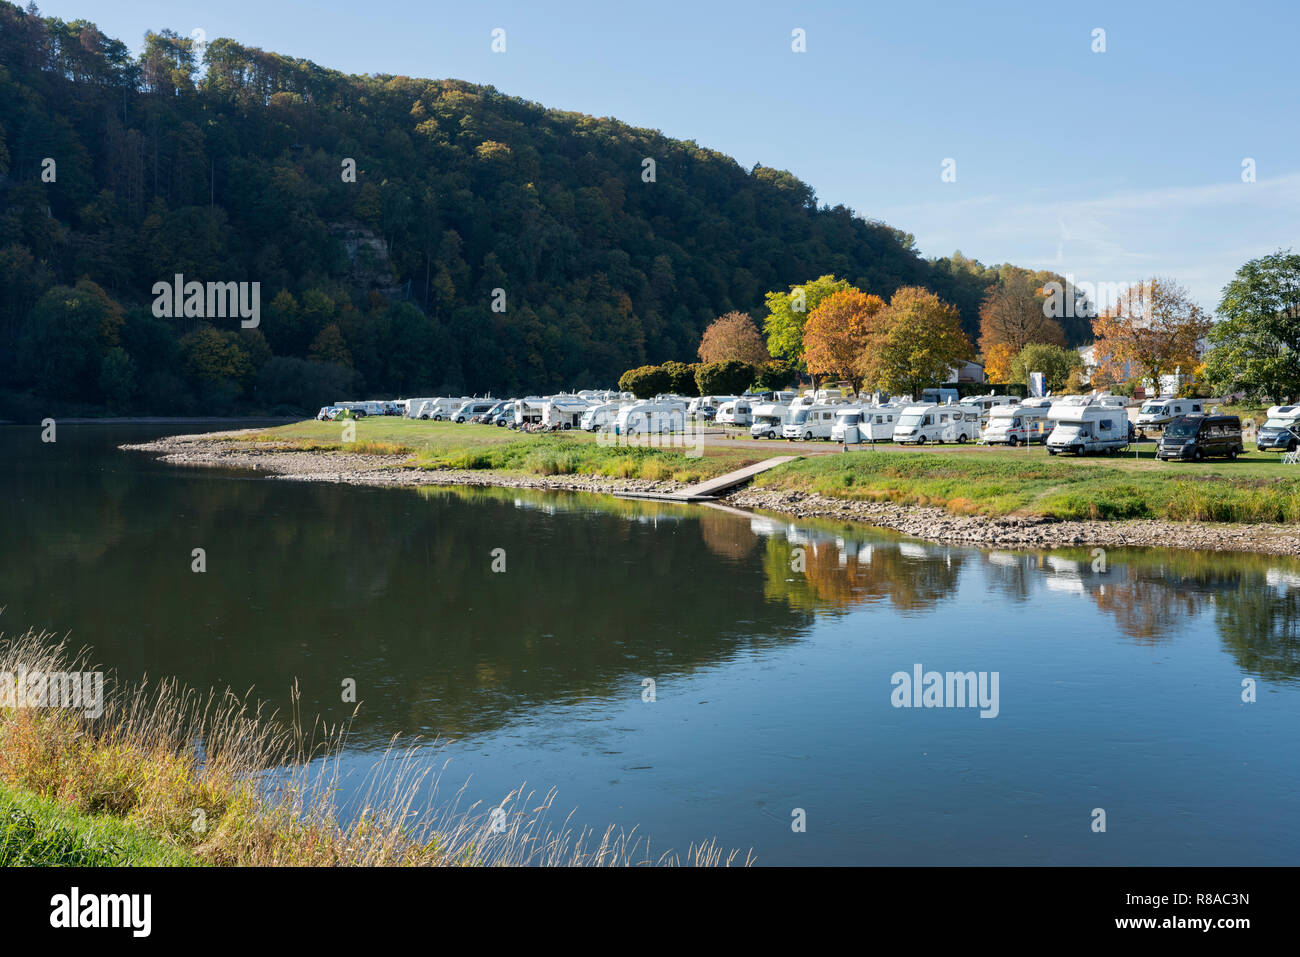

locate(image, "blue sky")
(40, 0), (1300, 311)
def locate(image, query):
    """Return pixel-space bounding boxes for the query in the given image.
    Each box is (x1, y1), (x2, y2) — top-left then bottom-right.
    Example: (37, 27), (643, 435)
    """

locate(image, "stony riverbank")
(120, 430), (691, 496)
(122, 431), (1300, 556)
(723, 487), (1300, 556)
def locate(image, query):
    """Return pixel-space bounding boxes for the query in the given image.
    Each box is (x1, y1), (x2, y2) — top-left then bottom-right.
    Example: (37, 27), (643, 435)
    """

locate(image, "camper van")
(831, 406), (900, 444)
(1046, 400), (1130, 455)
(715, 399), (753, 427)
(410, 397), (472, 420)
(920, 387), (960, 405)
(1135, 397), (1203, 435)
(687, 395), (736, 420)
(542, 396), (592, 430)
(982, 401), (1051, 445)
(783, 404), (841, 441)
(1156, 414), (1243, 461)
(749, 402), (791, 439)
(452, 399), (498, 423)
(961, 393), (1018, 424)
(616, 402), (685, 436)
(1256, 405), (1300, 452)
(580, 401), (622, 432)
(892, 403), (980, 444)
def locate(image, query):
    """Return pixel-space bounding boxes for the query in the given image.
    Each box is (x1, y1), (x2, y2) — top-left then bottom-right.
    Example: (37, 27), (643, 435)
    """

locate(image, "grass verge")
(753, 448), (1300, 523)
(238, 418), (760, 484)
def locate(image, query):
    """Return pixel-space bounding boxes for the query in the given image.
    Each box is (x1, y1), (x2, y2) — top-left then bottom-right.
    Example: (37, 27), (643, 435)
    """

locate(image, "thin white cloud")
(876, 173), (1300, 310)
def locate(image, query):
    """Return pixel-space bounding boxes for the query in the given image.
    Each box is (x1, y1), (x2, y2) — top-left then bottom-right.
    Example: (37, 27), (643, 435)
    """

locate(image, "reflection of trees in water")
(8, 440), (816, 745)
(697, 510), (759, 561)
(1087, 576), (1204, 645)
(1214, 584), (1300, 683)
(761, 535), (964, 613)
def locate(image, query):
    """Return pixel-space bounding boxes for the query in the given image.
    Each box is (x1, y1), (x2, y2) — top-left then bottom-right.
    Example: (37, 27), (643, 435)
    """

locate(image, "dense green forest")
(0, 3), (1089, 415)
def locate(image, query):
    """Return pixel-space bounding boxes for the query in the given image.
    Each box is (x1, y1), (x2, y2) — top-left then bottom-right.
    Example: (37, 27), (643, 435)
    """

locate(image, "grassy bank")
(240, 418), (760, 484)
(0, 631), (745, 866)
(0, 782), (197, 866)
(755, 447), (1300, 523)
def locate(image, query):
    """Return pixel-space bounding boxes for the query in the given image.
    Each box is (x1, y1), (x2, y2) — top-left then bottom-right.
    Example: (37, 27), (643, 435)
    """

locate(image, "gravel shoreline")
(122, 431), (1300, 556)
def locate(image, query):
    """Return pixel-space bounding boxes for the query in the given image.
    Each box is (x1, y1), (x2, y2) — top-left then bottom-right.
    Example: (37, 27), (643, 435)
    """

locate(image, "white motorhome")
(1046, 399), (1130, 455)
(749, 402), (791, 439)
(830, 406), (899, 444)
(892, 403), (980, 444)
(616, 402), (685, 436)
(542, 396), (593, 430)
(783, 403), (841, 441)
(1135, 397), (1203, 434)
(1257, 405), (1300, 452)
(920, 387), (960, 405)
(961, 393), (1018, 423)
(687, 395), (736, 419)
(410, 397), (473, 420)
(452, 398), (498, 422)
(580, 401), (623, 432)
(715, 398), (754, 427)
(982, 400), (1051, 445)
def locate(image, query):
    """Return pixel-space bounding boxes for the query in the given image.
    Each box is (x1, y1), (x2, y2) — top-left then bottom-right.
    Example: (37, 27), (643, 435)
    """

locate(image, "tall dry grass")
(0, 630), (751, 866)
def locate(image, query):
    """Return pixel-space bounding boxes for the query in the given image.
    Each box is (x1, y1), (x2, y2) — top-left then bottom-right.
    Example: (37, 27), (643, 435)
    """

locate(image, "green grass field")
(242, 418), (762, 483)
(754, 445), (1300, 523)
(0, 782), (196, 866)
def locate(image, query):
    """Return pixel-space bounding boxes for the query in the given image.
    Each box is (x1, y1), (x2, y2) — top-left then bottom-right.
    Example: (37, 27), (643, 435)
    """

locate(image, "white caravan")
(982, 400), (1051, 445)
(749, 402), (792, 439)
(1046, 400), (1130, 455)
(616, 402), (685, 436)
(782, 403), (841, 441)
(715, 398), (754, 427)
(1135, 397), (1203, 433)
(892, 403), (980, 444)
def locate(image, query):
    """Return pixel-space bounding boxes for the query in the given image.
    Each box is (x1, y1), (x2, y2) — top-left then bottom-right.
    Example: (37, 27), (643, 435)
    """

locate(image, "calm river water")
(4, 422), (1299, 864)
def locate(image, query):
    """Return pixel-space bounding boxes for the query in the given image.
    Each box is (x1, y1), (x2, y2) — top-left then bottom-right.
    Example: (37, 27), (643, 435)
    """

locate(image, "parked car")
(1156, 414), (1243, 461)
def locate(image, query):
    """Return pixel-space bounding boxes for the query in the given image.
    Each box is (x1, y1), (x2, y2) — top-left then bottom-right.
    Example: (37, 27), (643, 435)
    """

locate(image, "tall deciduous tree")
(1203, 250), (1300, 402)
(697, 311), (769, 365)
(802, 289), (885, 394)
(982, 341), (1016, 383)
(978, 273), (1066, 353)
(859, 286), (973, 399)
(1092, 278), (1211, 396)
(761, 275), (851, 369)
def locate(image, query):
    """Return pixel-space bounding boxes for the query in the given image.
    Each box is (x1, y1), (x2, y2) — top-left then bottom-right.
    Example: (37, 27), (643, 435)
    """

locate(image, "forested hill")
(0, 4), (1074, 413)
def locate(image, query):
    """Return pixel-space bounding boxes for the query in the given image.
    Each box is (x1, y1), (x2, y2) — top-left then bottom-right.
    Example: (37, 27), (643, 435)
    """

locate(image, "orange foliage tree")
(697, 311), (770, 365)
(802, 289), (886, 394)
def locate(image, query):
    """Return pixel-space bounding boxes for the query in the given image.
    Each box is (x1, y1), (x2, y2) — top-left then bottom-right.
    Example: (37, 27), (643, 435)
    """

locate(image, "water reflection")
(4, 425), (1300, 765)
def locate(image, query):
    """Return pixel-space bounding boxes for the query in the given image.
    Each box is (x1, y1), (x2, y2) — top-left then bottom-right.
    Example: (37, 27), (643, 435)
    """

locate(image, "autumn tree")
(978, 273), (1065, 353)
(761, 275), (851, 369)
(1092, 278), (1211, 396)
(859, 287), (973, 399)
(697, 311), (769, 365)
(983, 341), (1016, 383)
(802, 289), (885, 394)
